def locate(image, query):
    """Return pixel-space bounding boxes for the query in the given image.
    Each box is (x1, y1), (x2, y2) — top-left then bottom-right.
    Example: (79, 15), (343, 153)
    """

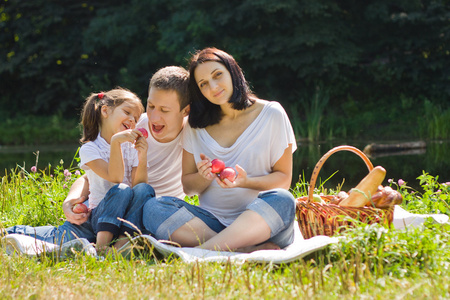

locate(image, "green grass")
(1, 161), (450, 299)
(287, 94), (450, 142)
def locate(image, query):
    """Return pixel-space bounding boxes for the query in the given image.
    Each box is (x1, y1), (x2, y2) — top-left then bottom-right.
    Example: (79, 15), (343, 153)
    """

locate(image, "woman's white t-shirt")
(137, 114), (186, 199)
(183, 101), (297, 226)
(79, 133), (139, 209)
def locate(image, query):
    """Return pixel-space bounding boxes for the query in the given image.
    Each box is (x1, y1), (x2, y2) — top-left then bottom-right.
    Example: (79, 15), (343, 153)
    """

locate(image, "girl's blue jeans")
(6, 183), (154, 244)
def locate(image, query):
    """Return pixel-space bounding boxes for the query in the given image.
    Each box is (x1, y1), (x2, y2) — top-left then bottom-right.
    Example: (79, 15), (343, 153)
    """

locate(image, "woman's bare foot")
(235, 242), (281, 253)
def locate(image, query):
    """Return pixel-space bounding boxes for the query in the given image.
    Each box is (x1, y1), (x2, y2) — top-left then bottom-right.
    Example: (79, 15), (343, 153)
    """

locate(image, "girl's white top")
(137, 114), (186, 199)
(79, 133), (139, 209)
(183, 101), (297, 226)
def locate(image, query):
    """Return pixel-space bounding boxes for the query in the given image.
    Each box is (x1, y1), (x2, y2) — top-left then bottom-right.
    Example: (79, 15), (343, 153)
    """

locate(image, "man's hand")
(63, 195), (90, 225)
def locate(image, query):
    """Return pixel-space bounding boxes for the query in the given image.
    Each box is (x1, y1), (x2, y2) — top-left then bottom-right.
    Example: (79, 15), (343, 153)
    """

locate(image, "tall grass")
(1, 162), (450, 299)
(420, 100), (450, 140)
(0, 152), (81, 227)
(289, 86), (329, 142)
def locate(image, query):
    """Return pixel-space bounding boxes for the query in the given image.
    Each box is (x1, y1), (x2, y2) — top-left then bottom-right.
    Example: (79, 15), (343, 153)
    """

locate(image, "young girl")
(79, 87), (149, 252)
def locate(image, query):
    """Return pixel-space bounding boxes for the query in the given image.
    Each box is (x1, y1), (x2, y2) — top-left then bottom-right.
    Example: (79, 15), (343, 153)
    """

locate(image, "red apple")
(220, 167), (236, 182)
(73, 203), (88, 214)
(211, 159), (226, 174)
(137, 127), (149, 139)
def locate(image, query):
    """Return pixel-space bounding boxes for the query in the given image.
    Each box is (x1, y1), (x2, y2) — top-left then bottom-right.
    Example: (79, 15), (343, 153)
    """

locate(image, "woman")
(143, 48), (297, 251)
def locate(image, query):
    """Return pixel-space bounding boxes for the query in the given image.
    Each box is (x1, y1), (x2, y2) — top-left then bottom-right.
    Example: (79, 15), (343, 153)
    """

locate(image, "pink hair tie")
(97, 92), (104, 99)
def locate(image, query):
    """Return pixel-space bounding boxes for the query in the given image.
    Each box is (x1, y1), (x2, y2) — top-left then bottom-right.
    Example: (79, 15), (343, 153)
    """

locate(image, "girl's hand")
(216, 164), (247, 188)
(197, 153), (215, 181)
(111, 129), (140, 144)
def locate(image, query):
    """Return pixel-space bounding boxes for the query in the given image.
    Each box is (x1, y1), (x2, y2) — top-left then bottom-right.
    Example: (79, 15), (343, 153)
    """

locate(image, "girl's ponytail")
(80, 93), (104, 143)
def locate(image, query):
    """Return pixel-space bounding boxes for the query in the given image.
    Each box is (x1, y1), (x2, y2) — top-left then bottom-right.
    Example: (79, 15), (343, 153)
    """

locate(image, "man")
(6, 66), (190, 245)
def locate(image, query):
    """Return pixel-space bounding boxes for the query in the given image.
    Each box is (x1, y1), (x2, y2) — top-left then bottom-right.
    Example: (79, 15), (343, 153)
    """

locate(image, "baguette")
(339, 166), (386, 207)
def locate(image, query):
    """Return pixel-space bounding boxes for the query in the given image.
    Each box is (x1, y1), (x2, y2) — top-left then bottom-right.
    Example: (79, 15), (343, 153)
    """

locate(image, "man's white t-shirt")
(79, 133), (139, 209)
(137, 114), (186, 199)
(183, 101), (297, 226)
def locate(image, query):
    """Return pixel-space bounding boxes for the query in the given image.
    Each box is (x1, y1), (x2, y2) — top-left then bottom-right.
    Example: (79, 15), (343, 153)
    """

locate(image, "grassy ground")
(1, 163), (450, 299)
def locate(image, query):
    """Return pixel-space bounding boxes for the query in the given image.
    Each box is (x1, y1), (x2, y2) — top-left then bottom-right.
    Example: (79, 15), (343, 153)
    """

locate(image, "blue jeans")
(142, 188), (296, 248)
(6, 183), (154, 244)
(6, 220), (96, 245)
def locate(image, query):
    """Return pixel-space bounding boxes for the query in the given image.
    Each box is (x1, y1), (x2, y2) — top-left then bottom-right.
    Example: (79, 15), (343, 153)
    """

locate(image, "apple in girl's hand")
(73, 203), (88, 214)
(137, 128), (149, 139)
(219, 167), (236, 182)
(211, 159), (225, 174)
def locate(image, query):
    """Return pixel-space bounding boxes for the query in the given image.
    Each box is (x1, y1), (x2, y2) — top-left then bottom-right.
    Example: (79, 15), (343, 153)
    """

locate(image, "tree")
(1, 0), (448, 126)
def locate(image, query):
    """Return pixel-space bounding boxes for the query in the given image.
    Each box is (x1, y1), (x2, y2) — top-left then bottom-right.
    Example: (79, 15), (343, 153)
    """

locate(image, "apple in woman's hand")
(220, 167), (236, 182)
(211, 159), (225, 174)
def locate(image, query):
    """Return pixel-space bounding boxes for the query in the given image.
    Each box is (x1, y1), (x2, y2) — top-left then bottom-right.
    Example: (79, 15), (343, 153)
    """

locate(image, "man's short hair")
(149, 66), (190, 110)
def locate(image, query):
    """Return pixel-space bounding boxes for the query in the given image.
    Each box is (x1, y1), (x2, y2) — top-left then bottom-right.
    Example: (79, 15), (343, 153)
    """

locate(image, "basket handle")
(307, 145), (374, 203)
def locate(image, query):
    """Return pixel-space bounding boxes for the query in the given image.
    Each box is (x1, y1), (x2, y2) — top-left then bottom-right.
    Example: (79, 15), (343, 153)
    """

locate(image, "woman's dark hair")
(188, 47), (255, 128)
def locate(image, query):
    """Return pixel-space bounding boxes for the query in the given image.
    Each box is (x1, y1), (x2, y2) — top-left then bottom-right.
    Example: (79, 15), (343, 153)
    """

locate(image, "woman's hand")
(182, 151), (215, 196)
(216, 164), (247, 188)
(197, 153), (215, 181)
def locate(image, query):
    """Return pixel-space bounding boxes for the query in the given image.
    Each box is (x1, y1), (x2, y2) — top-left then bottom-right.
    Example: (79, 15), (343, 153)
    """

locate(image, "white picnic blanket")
(1, 234), (96, 259)
(392, 205), (449, 229)
(117, 222), (338, 264)
(1, 222), (338, 264)
(2, 205), (448, 263)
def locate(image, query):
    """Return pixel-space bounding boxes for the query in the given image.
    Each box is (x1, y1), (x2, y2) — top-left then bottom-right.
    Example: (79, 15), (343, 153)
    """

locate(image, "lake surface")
(0, 144), (81, 175)
(1, 140), (449, 192)
(294, 140), (450, 192)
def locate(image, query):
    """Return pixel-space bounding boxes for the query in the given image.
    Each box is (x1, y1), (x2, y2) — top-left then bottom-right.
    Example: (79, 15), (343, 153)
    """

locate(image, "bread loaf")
(339, 166), (386, 207)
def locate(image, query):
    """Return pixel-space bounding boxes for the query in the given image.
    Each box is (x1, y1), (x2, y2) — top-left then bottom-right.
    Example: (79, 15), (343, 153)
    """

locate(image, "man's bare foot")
(97, 245), (116, 257)
(235, 242), (281, 253)
(113, 238), (130, 250)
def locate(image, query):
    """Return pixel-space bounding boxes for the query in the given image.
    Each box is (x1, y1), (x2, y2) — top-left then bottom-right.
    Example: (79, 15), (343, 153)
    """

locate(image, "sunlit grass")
(1, 159), (450, 299)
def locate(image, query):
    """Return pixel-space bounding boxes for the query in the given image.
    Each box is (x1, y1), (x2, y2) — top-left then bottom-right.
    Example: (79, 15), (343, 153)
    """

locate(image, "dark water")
(1, 141), (449, 192)
(0, 144), (81, 175)
(294, 140), (450, 192)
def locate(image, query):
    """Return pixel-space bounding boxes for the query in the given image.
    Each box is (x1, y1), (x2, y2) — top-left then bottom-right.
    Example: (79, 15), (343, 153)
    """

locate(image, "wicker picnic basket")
(296, 145), (394, 239)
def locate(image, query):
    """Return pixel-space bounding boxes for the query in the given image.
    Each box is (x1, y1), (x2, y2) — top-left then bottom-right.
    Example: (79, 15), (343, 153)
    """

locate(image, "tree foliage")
(1, 0), (449, 122)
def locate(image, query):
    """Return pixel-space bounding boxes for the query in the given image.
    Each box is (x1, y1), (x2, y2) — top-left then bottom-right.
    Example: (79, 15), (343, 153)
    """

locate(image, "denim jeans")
(6, 220), (96, 245)
(6, 183), (155, 244)
(142, 188), (296, 248)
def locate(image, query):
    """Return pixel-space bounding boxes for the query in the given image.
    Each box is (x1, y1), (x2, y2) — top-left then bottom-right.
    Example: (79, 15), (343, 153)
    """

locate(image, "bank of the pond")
(0, 116), (80, 146)
(1, 140), (449, 192)
(293, 140), (450, 192)
(0, 144), (81, 175)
